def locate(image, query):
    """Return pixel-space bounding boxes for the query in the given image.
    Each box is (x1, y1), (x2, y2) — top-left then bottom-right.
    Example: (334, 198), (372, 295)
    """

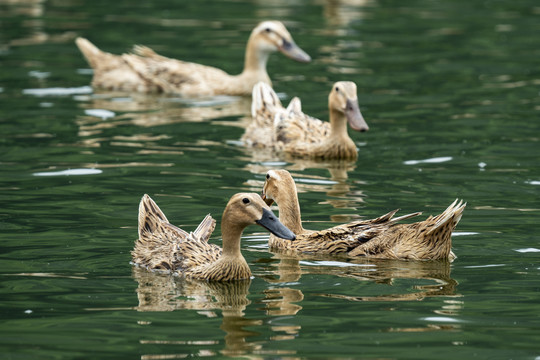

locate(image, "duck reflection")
(132, 267), (264, 356)
(322, 0), (371, 28)
(4, 0), (77, 47)
(261, 252), (460, 304)
(75, 93), (251, 139)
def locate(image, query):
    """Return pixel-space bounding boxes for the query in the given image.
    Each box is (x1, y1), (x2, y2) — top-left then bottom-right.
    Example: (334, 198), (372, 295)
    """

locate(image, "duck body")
(262, 169), (465, 261)
(242, 81), (369, 160)
(76, 21), (310, 97)
(133, 193), (295, 281)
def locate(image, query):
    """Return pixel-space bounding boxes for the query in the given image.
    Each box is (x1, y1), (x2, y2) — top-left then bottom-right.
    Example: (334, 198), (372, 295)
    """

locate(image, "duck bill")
(256, 208), (296, 240)
(279, 39), (311, 63)
(261, 192), (274, 206)
(346, 99), (369, 132)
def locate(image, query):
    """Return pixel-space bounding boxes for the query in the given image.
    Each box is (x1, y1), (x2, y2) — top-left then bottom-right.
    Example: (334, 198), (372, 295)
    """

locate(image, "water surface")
(1, 0), (539, 359)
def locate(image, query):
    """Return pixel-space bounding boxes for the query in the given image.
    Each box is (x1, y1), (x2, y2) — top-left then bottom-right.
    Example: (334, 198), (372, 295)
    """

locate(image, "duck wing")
(244, 82), (331, 151)
(291, 209), (422, 255)
(122, 45), (230, 96)
(133, 194), (220, 272)
(349, 200), (466, 260)
(275, 98), (331, 147)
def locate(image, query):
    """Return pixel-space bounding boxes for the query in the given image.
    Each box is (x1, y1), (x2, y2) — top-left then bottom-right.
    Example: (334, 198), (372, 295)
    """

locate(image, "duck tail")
(426, 199), (466, 235)
(75, 37), (112, 70)
(133, 44), (159, 58)
(286, 97), (302, 115)
(389, 211), (423, 224)
(138, 194), (188, 240)
(251, 82), (282, 126)
(192, 214), (216, 243)
(369, 208), (401, 224)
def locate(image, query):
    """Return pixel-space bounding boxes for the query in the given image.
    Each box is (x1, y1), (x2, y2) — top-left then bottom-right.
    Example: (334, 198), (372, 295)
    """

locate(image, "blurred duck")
(132, 193), (295, 281)
(75, 21), (311, 96)
(262, 169), (465, 261)
(242, 81), (369, 160)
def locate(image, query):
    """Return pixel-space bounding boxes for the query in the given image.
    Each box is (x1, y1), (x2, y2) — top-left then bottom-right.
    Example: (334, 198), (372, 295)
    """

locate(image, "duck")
(75, 21), (311, 96)
(241, 81), (369, 160)
(132, 193), (295, 281)
(261, 169), (466, 261)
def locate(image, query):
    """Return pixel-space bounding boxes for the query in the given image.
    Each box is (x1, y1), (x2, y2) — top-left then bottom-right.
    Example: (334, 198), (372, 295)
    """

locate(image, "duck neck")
(241, 35), (271, 79)
(276, 187), (304, 235)
(220, 209), (246, 259)
(328, 109), (351, 142)
(221, 226), (244, 259)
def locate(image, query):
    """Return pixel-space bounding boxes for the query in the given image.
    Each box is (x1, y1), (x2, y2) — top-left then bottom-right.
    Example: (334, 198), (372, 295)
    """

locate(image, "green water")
(1, 0), (539, 359)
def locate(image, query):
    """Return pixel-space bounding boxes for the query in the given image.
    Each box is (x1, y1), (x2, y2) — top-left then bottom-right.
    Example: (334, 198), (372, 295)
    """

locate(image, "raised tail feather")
(75, 37), (111, 70)
(426, 199), (466, 235)
(138, 194), (188, 240)
(389, 211), (423, 224)
(191, 214), (216, 243)
(251, 82), (282, 126)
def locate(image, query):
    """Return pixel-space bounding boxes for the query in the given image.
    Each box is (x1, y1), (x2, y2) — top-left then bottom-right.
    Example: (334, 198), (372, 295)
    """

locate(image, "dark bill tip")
(280, 39), (311, 63)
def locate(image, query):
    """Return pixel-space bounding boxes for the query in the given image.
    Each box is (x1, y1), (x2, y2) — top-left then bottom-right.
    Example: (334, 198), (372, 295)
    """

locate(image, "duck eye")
(242, 197), (250, 204)
(265, 28), (271, 33)
(335, 86), (340, 92)
(266, 173), (270, 180)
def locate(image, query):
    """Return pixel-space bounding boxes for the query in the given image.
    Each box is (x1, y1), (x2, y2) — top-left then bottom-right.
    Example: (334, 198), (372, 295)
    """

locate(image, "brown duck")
(132, 193), (295, 281)
(261, 169), (465, 261)
(242, 81), (369, 160)
(76, 21), (310, 96)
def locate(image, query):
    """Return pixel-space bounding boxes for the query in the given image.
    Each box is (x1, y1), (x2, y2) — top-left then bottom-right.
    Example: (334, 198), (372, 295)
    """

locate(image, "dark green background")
(1, 0), (539, 358)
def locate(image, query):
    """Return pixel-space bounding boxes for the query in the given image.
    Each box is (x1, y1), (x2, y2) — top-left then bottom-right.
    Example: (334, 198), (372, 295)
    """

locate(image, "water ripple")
(403, 156), (453, 165)
(33, 168), (102, 176)
(22, 86), (93, 97)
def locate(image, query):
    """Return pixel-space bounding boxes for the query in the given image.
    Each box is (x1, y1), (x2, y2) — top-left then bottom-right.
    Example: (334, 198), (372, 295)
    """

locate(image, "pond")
(1, 0), (539, 359)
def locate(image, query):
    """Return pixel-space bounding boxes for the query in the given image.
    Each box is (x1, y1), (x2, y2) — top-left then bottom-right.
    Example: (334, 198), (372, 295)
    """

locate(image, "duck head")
(224, 193), (295, 240)
(250, 21), (311, 63)
(329, 81), (369, 132)
(261, 169), (295, 207)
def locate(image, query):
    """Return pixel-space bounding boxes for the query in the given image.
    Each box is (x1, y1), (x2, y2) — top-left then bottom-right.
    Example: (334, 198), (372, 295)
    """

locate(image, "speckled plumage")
(242, 82), (369, 160)
(132, 194), (228, 279)
(76, 21), (310, 96)
(133, 193), (294, 281)
(263, 170), (466, 261)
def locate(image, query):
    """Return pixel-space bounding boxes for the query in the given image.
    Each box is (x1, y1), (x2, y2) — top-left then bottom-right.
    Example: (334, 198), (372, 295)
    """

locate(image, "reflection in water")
(260, 252), (462, 333)
(75, 93), (250, 137)
(322, 0), (371, 28)
(132, 267), (262, 357)
(313, 258), (460, 302)
(70, 92), (251, 154)
(132, 266), (304, 357)
(4, 0), (77, 47)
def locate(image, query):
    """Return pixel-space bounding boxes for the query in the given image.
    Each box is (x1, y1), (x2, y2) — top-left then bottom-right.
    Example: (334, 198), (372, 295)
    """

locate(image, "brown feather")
(132, 193), (290, 281)
(263, 170), (465, 261)
(75, 21), (309, 96)
(243, 82), (368, 160)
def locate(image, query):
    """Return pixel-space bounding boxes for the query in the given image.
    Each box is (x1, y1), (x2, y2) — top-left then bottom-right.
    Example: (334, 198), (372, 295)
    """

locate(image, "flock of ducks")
(77, 20), (466, 282)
